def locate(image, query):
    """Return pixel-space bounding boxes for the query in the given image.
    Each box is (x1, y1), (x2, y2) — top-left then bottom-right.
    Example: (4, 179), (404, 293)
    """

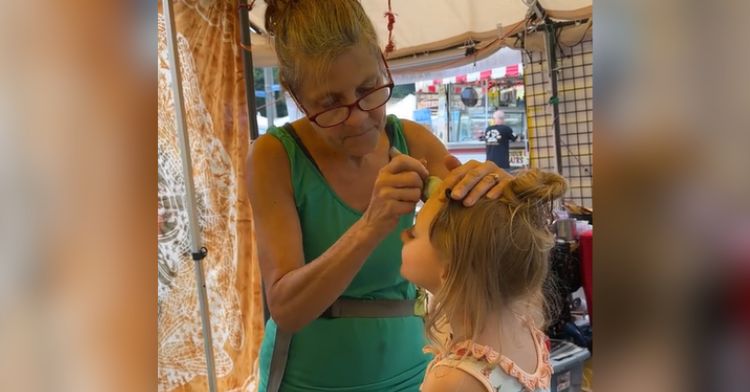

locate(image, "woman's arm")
(402, 119), (450, 179)
(402, 119), (511, 206)
(246, 134), (427, 332)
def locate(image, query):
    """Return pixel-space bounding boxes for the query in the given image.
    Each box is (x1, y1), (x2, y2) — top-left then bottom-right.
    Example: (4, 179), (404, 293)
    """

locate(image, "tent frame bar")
(239, 0), (260, 141)
(162, 0), (218, 390)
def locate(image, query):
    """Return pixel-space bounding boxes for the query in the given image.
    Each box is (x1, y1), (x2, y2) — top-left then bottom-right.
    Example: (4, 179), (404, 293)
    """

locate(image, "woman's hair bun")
(507, 168), (567, 204)
(264, 0), (298, 35)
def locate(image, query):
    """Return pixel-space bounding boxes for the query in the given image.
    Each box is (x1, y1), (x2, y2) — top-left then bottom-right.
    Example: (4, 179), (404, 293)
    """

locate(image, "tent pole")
(238, 0), (272, 324)
(162, 1), (218, 391)
(239, 0), (260, 140)
(484, 80), (490, 130)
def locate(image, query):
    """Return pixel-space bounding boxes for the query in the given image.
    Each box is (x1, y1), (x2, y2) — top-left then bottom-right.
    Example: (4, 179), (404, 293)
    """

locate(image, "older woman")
(246, 1), (511, 390)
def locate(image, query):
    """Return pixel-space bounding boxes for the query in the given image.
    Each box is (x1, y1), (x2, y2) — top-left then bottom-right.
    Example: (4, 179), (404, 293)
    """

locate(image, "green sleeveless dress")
(257, 115), (431, 391)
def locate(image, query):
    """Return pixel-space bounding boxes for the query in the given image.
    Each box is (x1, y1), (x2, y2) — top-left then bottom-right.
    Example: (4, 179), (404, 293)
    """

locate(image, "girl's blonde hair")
(426, 169), (567, 348)
(264, 0), (383, 94)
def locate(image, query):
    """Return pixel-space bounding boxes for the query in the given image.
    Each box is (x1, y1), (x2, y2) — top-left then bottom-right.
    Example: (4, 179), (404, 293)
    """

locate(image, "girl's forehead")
(417, 197), (445, 226)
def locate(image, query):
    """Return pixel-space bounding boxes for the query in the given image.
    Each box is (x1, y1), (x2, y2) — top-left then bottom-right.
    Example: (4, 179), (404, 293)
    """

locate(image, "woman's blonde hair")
(264, 0), (383, 94)
(425, 169), (567, 348)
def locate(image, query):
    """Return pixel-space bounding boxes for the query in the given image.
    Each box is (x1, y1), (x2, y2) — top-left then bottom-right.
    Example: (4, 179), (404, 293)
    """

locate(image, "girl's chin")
(399, 266), (415, 284)
(400, 270), (437, 293)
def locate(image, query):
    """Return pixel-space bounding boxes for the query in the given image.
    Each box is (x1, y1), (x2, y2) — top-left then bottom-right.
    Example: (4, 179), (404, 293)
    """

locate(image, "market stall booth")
(412, 61), (528, 167)
(157, 1), (593, 391)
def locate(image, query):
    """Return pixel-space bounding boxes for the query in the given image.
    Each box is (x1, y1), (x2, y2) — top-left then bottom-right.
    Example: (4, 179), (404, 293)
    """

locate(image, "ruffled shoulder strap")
(426, 315), (553, 391)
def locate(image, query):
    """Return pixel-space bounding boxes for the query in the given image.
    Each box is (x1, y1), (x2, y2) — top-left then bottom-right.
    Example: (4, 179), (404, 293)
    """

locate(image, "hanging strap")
(266, 329), (292, 392)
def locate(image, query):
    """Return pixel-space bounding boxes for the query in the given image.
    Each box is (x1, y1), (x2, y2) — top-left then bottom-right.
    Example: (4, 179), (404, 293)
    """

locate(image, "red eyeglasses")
(289, 53), (394, 128)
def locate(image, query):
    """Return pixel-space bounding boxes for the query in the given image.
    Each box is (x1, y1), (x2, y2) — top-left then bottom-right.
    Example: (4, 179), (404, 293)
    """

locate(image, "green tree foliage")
(392, 83), (415, 99)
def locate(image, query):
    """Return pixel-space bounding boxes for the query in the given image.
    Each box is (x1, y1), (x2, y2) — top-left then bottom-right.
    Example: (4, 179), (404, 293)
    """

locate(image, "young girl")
(401, 169), (566, 392)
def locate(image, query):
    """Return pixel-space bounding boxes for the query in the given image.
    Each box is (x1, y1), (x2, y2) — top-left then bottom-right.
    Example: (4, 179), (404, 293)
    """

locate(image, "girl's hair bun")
(507, 169), (567, 204)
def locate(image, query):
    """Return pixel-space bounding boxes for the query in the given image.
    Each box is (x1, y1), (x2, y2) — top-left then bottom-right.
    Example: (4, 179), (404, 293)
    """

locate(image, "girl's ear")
(438, 261), (448, 284)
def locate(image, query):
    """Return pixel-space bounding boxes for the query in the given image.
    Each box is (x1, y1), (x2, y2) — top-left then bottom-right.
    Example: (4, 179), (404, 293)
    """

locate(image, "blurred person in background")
(484, 110), (518, 170)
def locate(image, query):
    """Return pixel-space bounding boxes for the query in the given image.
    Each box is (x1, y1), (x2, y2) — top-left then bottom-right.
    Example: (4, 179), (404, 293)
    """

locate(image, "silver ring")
(487, 173), (501, 183)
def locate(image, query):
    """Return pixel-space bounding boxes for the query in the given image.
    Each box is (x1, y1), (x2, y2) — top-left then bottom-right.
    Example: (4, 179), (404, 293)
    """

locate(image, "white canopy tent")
(246, 0), (592, 75)
(159, 2), (592, 390)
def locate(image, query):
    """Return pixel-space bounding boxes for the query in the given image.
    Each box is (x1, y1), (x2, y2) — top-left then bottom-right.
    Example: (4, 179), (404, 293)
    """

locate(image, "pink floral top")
(421, 317), (552, 392)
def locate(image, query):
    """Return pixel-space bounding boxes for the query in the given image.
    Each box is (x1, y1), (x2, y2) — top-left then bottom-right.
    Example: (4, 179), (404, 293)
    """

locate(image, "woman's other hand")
(362, 153), (428, 237)
(441, 155), (512, 206)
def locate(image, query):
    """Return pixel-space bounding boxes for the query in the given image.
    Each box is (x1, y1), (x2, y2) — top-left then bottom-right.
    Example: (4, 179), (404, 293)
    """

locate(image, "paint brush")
(388, 146), (443, 201)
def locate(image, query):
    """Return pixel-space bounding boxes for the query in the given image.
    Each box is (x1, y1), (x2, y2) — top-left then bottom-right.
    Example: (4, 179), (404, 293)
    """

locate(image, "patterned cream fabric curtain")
(158, 1), (263, 391)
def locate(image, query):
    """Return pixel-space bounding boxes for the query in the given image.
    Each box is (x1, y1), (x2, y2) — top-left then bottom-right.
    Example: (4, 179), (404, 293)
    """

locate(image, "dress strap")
(283, 123), (323, 175)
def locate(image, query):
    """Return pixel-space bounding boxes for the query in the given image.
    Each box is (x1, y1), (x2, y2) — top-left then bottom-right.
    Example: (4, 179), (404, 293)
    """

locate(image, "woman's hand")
(362, 153), (428, 237)
(441, 155), (512, 206)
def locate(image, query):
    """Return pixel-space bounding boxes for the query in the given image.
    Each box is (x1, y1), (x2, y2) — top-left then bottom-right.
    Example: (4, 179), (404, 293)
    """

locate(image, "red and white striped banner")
(415, 63), (522, 93)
